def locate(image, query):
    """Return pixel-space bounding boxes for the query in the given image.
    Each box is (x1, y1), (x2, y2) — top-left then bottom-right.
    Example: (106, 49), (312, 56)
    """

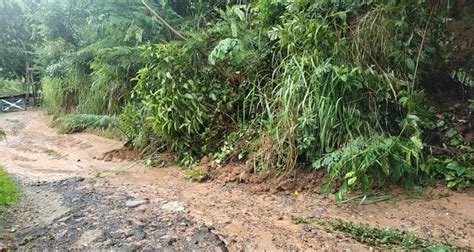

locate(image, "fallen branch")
(140, 0), (188, 41)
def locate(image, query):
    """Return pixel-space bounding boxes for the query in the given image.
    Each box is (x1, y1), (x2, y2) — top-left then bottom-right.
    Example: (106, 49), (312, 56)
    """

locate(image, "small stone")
(160, 235), (177, 245)
(133, 230), (146, 240)
(126, 199), (149, 208)
(20, 236), (33, 245)
(224, 236), (237, 245)
(317, 194), (326, 200)
(161, 201), (185, 212)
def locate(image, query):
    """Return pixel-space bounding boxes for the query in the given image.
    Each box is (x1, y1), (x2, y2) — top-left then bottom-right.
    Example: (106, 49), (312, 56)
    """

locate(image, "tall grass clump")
(41, 52), (92, 114)
(76, 46), (145, 115)
(60, 114), (119, 134)
(259, 1), (449, 198)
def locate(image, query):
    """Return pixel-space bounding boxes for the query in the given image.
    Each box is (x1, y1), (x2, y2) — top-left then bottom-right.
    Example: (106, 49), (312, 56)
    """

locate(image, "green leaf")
(446, 128), (457, 138)
(233, 7), (245, 21)
(406, 58), (415, 71)
(344, 171), (356, 179)
(347, 176), (357, 186)
(447, 181), (457, 188)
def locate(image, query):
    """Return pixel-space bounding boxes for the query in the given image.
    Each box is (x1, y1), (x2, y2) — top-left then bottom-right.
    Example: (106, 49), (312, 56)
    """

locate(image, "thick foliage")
(38, 0), (168, 115)
(0, 78), (23, 96)
(21, 0), (473, 198)
(123, 5), (271, 162)
(251, 1), (458, 198)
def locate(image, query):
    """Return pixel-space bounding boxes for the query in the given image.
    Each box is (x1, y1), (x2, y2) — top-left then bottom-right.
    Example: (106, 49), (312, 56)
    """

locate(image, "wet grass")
(183, 168), (208, 182)
(0, 166), (19, 208)
(292, 216), (460, 250)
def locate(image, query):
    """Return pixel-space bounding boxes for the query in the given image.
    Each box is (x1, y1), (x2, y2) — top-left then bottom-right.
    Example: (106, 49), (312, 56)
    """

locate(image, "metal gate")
(0, 95), (27, 112)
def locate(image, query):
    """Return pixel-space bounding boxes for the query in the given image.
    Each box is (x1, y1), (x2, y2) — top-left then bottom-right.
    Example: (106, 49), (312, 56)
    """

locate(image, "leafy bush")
(76, 46), (145, 115)
(429, 156), (474, 190)
(42, 75), (83, 114)
(130, 39), (235, 162)
(123, 5), (271, 163)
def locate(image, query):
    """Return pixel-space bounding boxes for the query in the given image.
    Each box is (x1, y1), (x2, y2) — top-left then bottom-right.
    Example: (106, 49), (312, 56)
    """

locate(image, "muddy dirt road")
(0, 110), (473, 251)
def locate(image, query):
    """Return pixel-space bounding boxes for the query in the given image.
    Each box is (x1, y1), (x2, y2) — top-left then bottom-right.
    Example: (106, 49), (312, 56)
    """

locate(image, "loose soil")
(0, 110), (473, 251)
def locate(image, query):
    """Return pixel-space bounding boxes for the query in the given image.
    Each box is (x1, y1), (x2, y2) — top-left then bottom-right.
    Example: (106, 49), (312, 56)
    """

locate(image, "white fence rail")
(0, 97), (26, 112)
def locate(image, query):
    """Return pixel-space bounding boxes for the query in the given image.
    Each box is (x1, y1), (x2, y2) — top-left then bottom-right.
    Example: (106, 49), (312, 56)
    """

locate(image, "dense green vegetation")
(0, 78), (23, 97)
(0, 0), (472, 200)
(0, 167), (19, 208)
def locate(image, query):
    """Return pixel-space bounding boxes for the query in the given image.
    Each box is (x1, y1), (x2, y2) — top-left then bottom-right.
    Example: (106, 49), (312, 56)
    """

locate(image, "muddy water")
(0, 110), (473, 251)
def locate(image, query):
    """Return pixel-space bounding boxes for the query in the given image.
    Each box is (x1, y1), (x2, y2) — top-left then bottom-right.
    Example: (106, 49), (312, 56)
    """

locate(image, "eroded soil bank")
(0, 110), (473, 251)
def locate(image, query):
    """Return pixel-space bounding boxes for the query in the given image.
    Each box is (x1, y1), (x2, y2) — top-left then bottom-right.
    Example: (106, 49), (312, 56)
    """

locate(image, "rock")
(126, 199), (149, 208)
(58, 177), (85, 186)
(161, 201), (185, 212)
(74, 229), (105, 247)
(20, 236), (33, 246)
(224, 236), (237, 245)
(160, 235), (177, 245)
(133, 230), (146, 240)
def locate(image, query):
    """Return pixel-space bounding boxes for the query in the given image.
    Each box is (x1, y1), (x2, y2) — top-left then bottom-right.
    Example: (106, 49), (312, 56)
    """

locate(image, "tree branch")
(140, 0), (188, 41)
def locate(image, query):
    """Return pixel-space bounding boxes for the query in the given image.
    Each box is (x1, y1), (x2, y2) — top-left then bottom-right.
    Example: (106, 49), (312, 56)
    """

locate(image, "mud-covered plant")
(317, 218), (455, 250)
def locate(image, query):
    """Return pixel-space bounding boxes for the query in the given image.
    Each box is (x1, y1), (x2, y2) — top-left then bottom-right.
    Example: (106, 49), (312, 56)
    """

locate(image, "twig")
(411, 9), (433, 96)
(140, 0), (188, 41)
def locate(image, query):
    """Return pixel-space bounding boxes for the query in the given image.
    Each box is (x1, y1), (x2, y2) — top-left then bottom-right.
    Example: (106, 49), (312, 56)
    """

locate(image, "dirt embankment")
(0, 110), (473, 251)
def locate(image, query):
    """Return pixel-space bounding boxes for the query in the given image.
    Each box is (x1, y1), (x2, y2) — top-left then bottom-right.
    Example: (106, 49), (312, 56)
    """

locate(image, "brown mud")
(0, 110), (473, 251)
